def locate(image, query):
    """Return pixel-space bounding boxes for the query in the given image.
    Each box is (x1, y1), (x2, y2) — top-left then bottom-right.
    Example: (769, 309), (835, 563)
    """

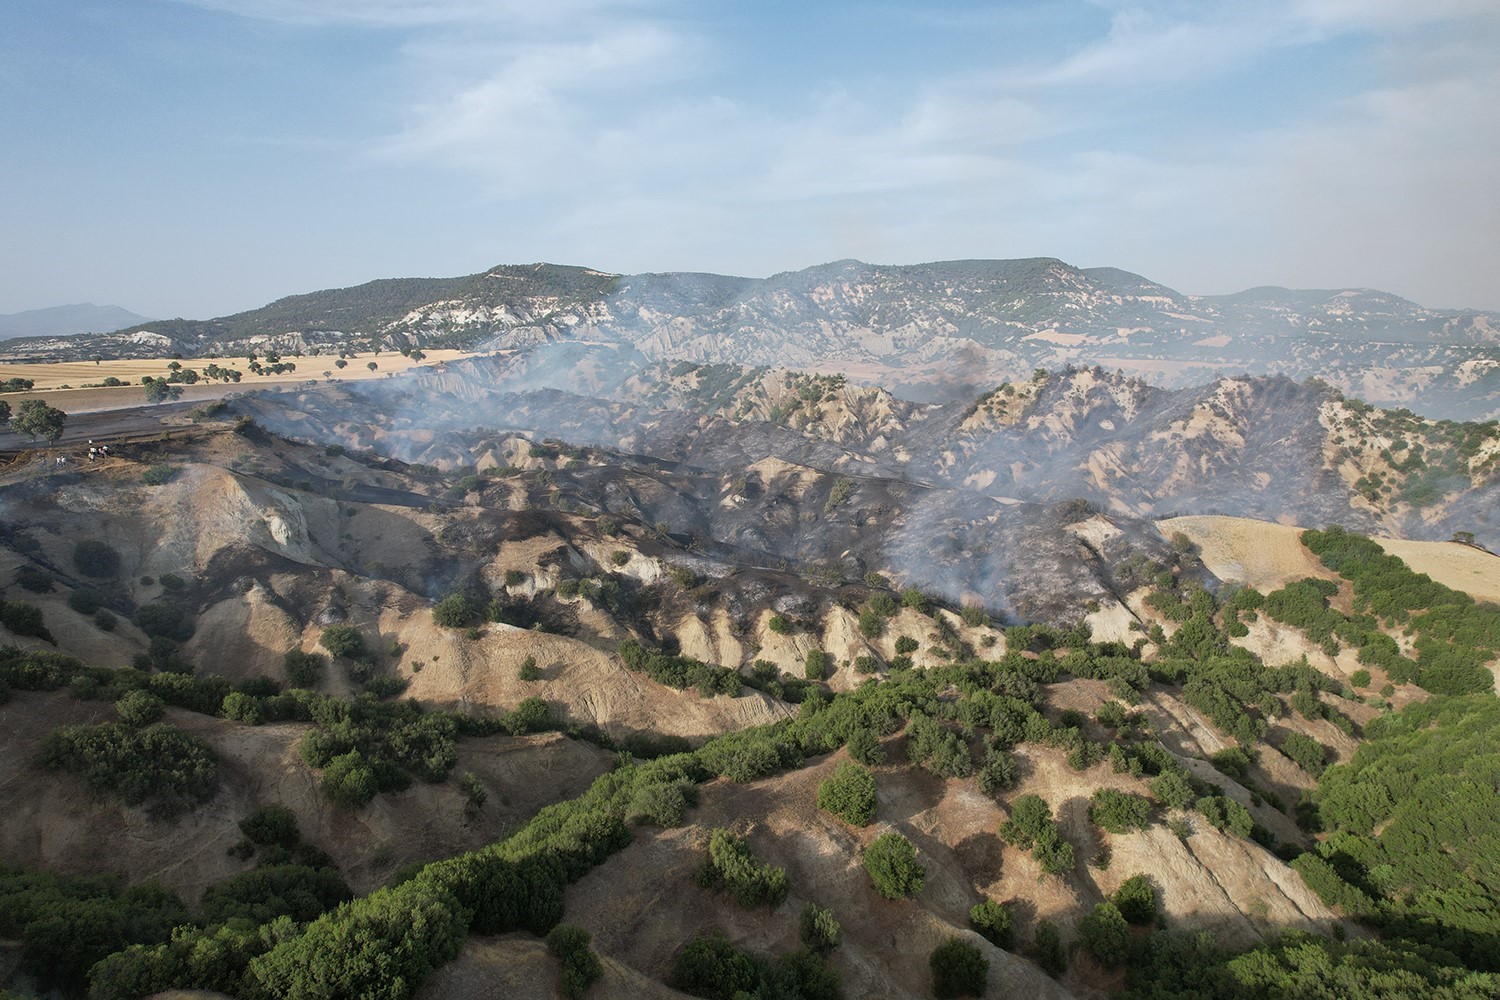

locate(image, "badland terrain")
(1, 258), (1499, 1000)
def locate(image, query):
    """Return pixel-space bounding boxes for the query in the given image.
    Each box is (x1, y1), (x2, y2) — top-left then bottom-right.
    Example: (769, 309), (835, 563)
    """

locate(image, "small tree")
(1089, 788), (1153, 833)
(143, 379), (182, 404)
(239, 803), (300, 848)
(804, 648), (829, 681)
(283, 650), (327, 688)
(817, 760), (876, 826)
(864, 832), (924, 899)
(432, 593), (476, 628)
(73, 540), (120, 578)
(800, 902), (841, 954)
(1033, 921), (1067, 977)
(319, 625), (366, 660)
(969, 899), (1015, 949)
(930, 937), (988, 999)
(115, 690), (165, 728)
(545, 924), (603, 1000)
(1078, 902), (1131, 967)
(1113, 874), (1158, 925)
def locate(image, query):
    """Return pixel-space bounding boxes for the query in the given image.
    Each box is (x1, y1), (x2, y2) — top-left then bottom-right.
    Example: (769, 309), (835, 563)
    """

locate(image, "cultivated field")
(1162, 514), (1500, 603)
(0, 349), (478, 413)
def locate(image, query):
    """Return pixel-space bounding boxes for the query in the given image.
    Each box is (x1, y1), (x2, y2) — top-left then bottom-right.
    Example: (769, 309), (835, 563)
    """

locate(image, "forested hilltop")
(2, 398), (1500, 998)
(5, 257), (1498, 420)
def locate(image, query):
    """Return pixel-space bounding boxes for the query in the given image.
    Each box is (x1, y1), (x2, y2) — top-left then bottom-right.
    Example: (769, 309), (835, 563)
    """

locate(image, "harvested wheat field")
(0, 349), (478, 413)
(1162, 514), (1500, 601)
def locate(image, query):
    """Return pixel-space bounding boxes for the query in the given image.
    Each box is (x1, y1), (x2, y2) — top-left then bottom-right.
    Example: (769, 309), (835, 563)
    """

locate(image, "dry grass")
(0, 349), (478, 413)
(1163, 514), (1500, 603)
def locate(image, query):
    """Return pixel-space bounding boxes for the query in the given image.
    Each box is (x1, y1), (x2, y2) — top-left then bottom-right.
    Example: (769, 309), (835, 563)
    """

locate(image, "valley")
(2, 337), (1499, 998)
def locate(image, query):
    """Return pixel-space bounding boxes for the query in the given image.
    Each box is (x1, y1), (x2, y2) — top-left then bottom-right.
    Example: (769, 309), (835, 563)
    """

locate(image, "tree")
(1033, 921), (1067, 977)
(1078, 902), (1131, 967)
(816, 760), (876, 826)
(319, 625), (366, 660)
(143, 379), (182, 404)
(0, 399), (10, 426)
(800, 902), (841, 954)
(432, 593), (476, 628)
(367, 361), (378, 372)
(969, 899), (1015, 949)
(930, 937), (988, 998)
(545, 924), (603, 1000)
(1113, 874), (1158, 925)
(864, 832), (925, 899)
(74, 539), (121, 578)
(12, 399), (65, 442)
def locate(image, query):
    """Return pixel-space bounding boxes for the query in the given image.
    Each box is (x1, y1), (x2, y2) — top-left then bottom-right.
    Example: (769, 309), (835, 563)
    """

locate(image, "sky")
(2, 0), (1498, 318)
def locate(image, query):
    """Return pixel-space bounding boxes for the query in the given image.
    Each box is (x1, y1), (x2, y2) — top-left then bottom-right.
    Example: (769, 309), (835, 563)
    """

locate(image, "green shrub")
(864, 832), (924, 899)
(518, 655), (540, 681)
(140, 464), (178, 486)
(73, 540), (120, 578)
(767, 613), (790, 634)
(800, 902), (841, 954)
(846, 727), (886, 765)
(432, 593), (476, 628)
(201, 864), (351, 926)
(1114, 873), (1158, 925)
(16, 564), (52, 593)
(244, 880), (469, 1000)
(93, 607), (117, 631)
(321, 751), (379, 810)
(546, 924), (604, 1000)
(0, 600), (52, 641)
(695, 829), (789, 908)
(40, 722), (218, 818)
(1079, 902), (1131, 967)
(283, 650), (326, 688)
(858, 607), (885, 638)
(894, 635), (919, 655)
(625, 780), (696, 827)
(319, 624), (366, 660)
(239, 803), (300, 848)
(68, 587), (105, 614)
(158, 572), (186, 592)
(133, 602), (193, 640)
(804, 649), (829, 681)
(816, 760), (876, 826)
(1033, 921), (1067, 977)
(931, 936), (989, 998)
(969, 899), (1015, 949)
(1089, 788), (1153, 833)
(1279, 731), (1327, 776)
(115, 690), (165, 727)
(901, 588), (931, 614)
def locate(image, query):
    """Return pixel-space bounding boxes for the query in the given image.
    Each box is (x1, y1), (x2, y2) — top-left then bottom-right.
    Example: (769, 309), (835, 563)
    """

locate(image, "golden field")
(0, 349), (478, 413)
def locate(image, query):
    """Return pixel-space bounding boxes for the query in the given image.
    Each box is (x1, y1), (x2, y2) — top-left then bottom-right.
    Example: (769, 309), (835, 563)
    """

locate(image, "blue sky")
(3, 0), (1498, 317)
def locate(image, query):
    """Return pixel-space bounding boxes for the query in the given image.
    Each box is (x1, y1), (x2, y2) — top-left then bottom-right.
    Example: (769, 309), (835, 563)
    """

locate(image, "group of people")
(49, 439), (111, 467)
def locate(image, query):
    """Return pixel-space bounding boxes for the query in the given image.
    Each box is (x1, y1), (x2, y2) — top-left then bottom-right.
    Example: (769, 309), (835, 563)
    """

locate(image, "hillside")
(0, 369), (1497, 999)
(4, 258), (1497, 420)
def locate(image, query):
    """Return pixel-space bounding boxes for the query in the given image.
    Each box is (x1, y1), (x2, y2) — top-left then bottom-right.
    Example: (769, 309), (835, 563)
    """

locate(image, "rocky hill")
(5, 258), (1497, 419)
(2, 359), (1499, 1000)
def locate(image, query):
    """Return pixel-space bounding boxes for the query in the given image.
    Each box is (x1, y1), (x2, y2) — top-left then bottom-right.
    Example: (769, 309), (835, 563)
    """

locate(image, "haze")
(2, 0), (1498, 318)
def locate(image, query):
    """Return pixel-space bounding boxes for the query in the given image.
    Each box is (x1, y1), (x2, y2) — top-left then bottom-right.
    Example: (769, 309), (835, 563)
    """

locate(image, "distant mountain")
(4, 259), (1496, 417)
(0, 303), (151, 340)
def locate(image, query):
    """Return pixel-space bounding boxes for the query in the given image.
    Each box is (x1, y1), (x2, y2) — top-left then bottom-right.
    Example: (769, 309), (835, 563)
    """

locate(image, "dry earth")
(1162, 514), (1500, 601)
